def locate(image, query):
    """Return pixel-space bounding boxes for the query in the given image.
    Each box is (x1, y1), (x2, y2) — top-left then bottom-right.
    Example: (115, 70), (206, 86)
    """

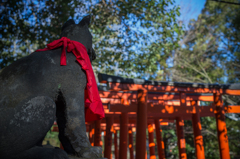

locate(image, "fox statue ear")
(79, 15), (91, 26)
(61, 19), (75, 32)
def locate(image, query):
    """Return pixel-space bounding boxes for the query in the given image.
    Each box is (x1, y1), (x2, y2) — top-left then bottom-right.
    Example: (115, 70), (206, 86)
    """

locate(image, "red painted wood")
(107, 82), (240, 95)
(128, 127), (134, 159)
(99, 91), (214, 101)
(119, 112), (128, 159)
(94, 120), (101, 146)
(89, 124), (94, 146)
(176, 117), (187, 159)
(191, 101), (205, 159)
(60, 143), (64, 150)
(135, 90), (148, 159)
(154, 119), (165, 159)
(148, 123), (156, 159)
(214, 94), (230, 159)
(104, 117), (114, 159)
(114, 129), (119, 159)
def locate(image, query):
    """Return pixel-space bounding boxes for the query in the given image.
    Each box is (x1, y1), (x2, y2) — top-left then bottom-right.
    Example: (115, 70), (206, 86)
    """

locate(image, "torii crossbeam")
(96, 73), (240, 159)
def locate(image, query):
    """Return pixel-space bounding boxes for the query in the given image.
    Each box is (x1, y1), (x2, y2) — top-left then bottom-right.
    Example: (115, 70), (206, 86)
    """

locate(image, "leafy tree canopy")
(172, 0), (240, 84)
(169, 1), (240, 158)
(0, 0), (182, 80)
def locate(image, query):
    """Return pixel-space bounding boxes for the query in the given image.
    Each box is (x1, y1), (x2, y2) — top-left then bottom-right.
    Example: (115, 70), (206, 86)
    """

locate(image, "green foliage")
(0, 0), (182, 79)
(202, 0), (240, 84)
(169, 1), (240, 158)
(89, 0), (182, 79)
(171, 1), (240, 159)
(162, 124), (178, 158)
(172, 0), (240, 84)
(1, 0), (239, 158)
(172, 17), (226, 83)
(42, 128), (60, 147)
(0, 0), (86, 68)
(226, 118), (240, 158)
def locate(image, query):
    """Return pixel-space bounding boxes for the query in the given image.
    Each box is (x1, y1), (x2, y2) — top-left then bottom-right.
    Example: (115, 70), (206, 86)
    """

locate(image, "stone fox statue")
(0, 16), (104, 159)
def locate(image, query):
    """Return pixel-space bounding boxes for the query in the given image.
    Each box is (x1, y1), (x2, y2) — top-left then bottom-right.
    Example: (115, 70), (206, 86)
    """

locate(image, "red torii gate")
(96, 73), (240, 159)
(52, 73), (240, 159)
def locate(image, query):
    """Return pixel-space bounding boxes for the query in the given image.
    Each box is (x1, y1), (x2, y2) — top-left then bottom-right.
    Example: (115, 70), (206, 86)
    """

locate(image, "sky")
(175, 0), (206, 27)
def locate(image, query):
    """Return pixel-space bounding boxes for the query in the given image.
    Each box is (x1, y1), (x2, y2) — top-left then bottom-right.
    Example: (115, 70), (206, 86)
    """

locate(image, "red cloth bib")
(35, 37), (105, 122)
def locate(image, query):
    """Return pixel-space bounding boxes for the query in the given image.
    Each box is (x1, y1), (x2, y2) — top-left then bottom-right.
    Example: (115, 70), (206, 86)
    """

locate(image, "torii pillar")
(176, 117), (187, 159)
(128, 127), (134, 159)
(176, 92), (187, 159)
(119, 112), (128, 159)
(94, 120), (101, 146)
(136, 89), (148, 159)
(114, 129), (119, 159)
(214, 93), (230, 159)
(191, 100), (205, 159)
(89, 123), (94, 146)
(154, 119), (165, 159)
(104, 116), (114, 159)
(148, 123), (156, 159)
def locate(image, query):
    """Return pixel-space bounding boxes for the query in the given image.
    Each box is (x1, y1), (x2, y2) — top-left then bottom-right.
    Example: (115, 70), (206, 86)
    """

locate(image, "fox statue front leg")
(55, 66), (102, 158)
